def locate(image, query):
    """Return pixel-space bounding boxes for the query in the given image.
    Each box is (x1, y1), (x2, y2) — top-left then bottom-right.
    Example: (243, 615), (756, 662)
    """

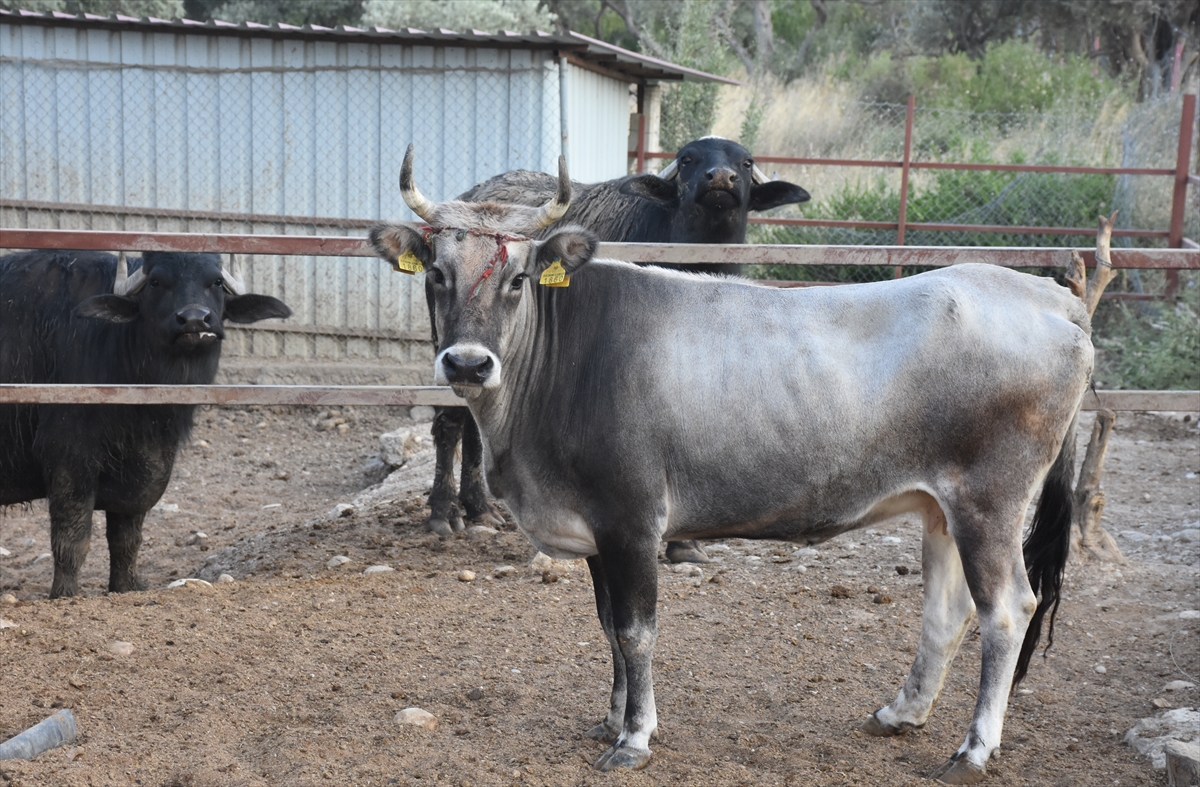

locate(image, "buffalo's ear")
(75, 294), (139, 323)
(224, 294), (292, 324)
(368, 222), (433, 270)
(619, 175), (680, 207)
(749, 181), (810, 212)
(533, 227), (598, 277)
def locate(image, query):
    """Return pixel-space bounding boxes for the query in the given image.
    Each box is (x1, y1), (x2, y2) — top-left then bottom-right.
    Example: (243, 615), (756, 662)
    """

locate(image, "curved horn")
(399, 143), (436, 221)
(112, 251), (147, 296)
(657, 159), (679, 180)
(752, 165), (770, 184)
(222, 253), (247, 296)
(534, 155), (571, 229)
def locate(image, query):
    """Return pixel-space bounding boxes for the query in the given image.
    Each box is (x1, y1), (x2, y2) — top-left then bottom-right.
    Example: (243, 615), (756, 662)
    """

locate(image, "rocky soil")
(1, 407), (1197, 787)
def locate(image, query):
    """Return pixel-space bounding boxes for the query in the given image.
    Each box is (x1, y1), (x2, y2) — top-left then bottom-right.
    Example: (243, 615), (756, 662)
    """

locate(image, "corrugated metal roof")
(0, 8), (740, 85)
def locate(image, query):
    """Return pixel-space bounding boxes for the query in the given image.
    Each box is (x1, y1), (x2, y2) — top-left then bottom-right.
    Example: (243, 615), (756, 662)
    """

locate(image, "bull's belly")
(508, 504), (598, 560)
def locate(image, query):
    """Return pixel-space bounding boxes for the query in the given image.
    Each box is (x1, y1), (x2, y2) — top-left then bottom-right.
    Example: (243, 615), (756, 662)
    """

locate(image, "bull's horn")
(534, 155), (571, 229)
(222, 253), (247, 296)
(113, 251), (147, 296)
(399, 143), (436, 221)
(658, 159), (679, 180)
(752, 165), (770, 184)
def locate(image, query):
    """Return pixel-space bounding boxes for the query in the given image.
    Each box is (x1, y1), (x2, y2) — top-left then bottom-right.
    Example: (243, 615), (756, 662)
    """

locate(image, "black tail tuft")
(1014, 417), (1077, 686)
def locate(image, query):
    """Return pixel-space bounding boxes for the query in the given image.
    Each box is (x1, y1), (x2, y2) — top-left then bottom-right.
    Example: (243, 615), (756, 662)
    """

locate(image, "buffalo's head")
(618, 136), (810, 243)
(73, 252), (291, 352)
(370, 145), (594, 397)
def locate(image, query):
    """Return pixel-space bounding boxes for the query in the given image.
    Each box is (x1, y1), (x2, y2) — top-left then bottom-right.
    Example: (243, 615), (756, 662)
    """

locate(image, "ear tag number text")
(395, 250), (425, 274)
(539, 259), (570, 288)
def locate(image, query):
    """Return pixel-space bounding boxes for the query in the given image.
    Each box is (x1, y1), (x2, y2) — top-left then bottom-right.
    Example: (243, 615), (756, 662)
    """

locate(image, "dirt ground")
(1, 406), (1197, 787)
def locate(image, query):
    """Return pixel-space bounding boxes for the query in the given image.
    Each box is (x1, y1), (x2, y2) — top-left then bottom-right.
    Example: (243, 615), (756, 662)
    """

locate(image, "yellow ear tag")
(394, 250), (424, 274)
(539, 259), (570, 287)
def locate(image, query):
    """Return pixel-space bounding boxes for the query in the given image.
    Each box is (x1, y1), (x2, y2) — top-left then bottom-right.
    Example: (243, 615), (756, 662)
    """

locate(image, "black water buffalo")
(428, 138), (810, 562)
(369, 150), (1092, 783)
(0, 250), (290, 598)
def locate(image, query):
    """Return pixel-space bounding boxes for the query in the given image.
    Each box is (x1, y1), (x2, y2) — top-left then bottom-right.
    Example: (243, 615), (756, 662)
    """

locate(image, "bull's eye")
(510, 273), (528, 291)
(679, 155), (693, 166)
(427, 267), (446, 286)
(149, 276), (162, 288)
(742, 160), (754, 169)
(213, 277), (224, 289)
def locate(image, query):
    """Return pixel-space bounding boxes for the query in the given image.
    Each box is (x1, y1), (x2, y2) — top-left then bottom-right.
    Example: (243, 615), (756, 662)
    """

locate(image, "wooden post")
(1070, 212), (1127, 564)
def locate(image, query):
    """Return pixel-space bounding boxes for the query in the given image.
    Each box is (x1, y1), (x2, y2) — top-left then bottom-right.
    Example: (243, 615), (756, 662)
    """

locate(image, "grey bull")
(368, 155), (1091, 783)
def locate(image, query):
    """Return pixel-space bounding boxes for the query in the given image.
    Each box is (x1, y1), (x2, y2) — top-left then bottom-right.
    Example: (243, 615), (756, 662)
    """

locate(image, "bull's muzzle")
(435, 344), (501, 392)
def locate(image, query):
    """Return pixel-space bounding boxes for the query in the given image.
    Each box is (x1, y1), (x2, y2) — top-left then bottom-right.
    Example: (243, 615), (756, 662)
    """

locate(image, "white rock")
(1095, 664), (1107, 674)
(794, 547), (819, 559)
(1164, 680), (1195, 692)
(409, 405), (436, 422)
(363, 565), (394, 575)
(19, 539), (33, 547)
(167, 578), (212, 590)
(493, 565), (518, 578)
(1173, 529), (1200, 543)
(394, 707), (437, 730)
(109, 641), (135, 657)
(881, 536), (903, 545)
(1119, 530), (1148, 542)
(458, 570), (476, 582)
(530, 553), (554, 572)
(32, 553), (52, 564)
(378, 427), (427, 469)
(0, 593), (16, 605)
(216, 574), (235, 584)
(466, 525), (498, 537)
(334, 503), (355, 518)
(0, 618), (15, 629)
(327, 556), (351, 569)
(153, 502), (179, 513)
(0, 547), (10, 557)
(792, 564), (808, 574)
(1181, 610), (1200, 620)
(1125, 708), (1200, 768)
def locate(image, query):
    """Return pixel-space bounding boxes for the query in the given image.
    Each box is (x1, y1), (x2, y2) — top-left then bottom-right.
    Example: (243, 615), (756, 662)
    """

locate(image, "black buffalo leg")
(589, 536), (660, 772)
(47, 477), (95, 599)
(665, 539), (710, 564)
(105, 510), (148, 593)
(428, 406), (466, 536)
(459, 415), (503, 526)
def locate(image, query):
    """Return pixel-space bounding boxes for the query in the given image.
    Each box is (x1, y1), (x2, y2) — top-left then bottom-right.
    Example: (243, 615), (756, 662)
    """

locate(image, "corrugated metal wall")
(564, 61), (632, 182)
(0, 21), (631, 376)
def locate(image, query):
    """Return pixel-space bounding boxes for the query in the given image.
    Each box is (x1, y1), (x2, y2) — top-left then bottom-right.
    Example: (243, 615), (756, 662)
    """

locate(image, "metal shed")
(0, 9), (734, 383)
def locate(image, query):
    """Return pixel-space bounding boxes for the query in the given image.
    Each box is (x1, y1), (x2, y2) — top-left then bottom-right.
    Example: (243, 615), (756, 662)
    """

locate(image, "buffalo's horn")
(222, 253), (247, 296)
(112, 251), (147, 296)
(752, 165), (770, 184)
(658, 159), (679, 180)
(534, 155), (571, 229)
(399, 143), (436, 221)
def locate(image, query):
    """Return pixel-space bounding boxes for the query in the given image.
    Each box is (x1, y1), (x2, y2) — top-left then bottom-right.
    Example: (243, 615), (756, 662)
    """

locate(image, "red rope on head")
(420, 226), (529, 303)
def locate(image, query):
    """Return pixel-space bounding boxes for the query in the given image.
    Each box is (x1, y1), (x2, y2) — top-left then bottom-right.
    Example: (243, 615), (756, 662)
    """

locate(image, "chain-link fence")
(745, 95), (1196, 292)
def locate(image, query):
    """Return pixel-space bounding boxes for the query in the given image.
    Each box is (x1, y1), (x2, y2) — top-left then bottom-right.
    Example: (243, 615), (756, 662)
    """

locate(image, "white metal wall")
(0, 21), (630, 369)
(564, 61), (633, 182)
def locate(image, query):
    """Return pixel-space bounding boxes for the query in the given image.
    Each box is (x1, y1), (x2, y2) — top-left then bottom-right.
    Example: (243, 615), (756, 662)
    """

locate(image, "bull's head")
(370, 145), (595, 397)
(74, 252), (291, 352)
(618, 136), (810, 242)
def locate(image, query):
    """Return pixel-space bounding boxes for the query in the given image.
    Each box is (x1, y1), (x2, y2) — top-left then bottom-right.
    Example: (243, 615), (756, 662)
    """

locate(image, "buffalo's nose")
(705, 167), (738, 189)
(442, 353), (494, 385)
(176, 306), (214, 331)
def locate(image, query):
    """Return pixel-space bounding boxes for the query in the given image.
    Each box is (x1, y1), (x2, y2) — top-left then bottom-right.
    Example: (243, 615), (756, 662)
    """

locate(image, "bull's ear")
(533, 227), (598, 277)
(619, 175), (680, 207)
(224, 294), (292, 324)
(368, 223), (434, 269)
(74, 294), (139, 323)
(749, 181), (810, 212)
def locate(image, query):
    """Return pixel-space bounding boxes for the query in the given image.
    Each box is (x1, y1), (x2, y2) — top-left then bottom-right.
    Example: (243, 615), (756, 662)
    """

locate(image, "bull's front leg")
(585, 555), (627, 743)
(589, 537), (660, 772)
(427, 407), (466, 536)
(47, 478), (97, 599)
(105, 510), (148, 593)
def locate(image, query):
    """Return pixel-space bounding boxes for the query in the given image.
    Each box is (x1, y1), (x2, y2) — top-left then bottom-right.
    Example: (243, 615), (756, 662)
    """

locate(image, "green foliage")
(14, 0), (184, 16)
(657, 0), (730, 150)
(361, 0), (552, 31)
(1093, 281), (1200, 390)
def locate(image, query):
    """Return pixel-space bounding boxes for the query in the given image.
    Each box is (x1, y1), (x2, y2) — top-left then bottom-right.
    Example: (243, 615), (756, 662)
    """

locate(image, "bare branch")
(1084, 210), (1120, 318)
(715, 1), (755, 73)
(601, 0), (668, 60)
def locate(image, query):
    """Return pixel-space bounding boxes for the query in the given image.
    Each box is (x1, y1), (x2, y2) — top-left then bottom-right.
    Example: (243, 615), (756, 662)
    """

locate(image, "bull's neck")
(672, 210), (749, 244)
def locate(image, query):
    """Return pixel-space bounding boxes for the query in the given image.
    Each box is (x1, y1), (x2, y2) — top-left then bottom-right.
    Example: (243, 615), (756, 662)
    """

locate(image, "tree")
(361, 0), (554, 32)
(12, 0), (185, 17)
(181, 0), (364, 27)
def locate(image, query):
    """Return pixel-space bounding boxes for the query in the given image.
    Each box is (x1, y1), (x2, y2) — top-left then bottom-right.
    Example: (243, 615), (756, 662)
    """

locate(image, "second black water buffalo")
(0, 250), (291, 598)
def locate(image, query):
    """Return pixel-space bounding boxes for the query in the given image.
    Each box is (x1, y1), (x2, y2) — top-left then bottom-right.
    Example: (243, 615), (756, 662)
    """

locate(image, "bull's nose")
(175, 306), (214, 332)
(442, 353), (494, 385)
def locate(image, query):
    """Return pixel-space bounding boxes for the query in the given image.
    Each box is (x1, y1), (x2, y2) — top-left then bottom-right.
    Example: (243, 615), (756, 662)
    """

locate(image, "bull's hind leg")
(588, 538), (660, 772)
(427, 407), (466, 536)
(586, 555), (627, 743)
(863, 512), (974, 738)
(105, 511), (147, 593)
(930, 503), (1037, 785)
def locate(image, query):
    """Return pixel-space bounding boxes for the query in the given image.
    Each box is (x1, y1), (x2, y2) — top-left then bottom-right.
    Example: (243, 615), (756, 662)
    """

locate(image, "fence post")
(1166, 92), (1196, 299)
(895, 94), (915, 277)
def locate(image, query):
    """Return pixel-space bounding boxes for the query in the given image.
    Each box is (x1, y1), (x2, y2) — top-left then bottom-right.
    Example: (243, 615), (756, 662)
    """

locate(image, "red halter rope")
(420, 226), (530, 302)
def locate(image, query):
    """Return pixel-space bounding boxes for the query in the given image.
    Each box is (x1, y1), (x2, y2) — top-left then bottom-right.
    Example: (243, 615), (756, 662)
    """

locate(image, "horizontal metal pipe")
(748, 216), (1170, 238)
(0, 385), (1193, 412)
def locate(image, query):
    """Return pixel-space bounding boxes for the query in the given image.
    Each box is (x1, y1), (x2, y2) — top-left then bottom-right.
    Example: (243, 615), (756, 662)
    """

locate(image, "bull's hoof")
(586, 722), (621, 743)
(461, 498), (505, 528)
(666, 540), (711, 564)
(427, 518), (455, 537)
(860, 712), (920, 737)
(593, 743), (651, 772)
(931, 754), (988, 785)
(108, 575), (146, 594)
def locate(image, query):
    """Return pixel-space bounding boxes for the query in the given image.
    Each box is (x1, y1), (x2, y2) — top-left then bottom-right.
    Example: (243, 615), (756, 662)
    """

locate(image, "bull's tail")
(1013, 414), (1077, 686)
